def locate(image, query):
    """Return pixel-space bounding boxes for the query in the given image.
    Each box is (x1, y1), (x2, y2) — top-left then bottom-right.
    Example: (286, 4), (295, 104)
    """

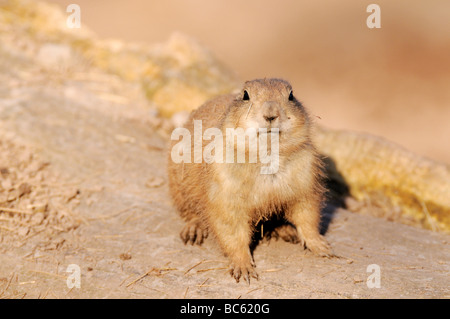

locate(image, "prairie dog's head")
(225, 78), (312, 149)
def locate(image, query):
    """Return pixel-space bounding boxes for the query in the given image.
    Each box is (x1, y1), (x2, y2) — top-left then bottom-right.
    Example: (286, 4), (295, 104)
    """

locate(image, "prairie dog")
(168, 78), (332, 283)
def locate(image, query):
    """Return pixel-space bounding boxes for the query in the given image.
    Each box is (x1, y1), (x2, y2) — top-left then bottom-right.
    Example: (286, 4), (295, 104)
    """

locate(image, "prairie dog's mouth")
(257, 128), (281, 135)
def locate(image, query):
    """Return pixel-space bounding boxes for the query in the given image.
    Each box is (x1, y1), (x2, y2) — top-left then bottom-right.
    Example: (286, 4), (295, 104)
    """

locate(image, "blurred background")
(45, 0), (450, 163)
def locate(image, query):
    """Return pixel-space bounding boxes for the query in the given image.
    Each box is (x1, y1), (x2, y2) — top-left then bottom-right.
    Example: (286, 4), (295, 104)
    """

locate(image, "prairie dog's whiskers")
(245, 102), (253, 119)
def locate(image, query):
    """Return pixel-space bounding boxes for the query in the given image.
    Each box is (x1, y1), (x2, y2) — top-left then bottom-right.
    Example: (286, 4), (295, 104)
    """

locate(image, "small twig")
(184, 259), (228, 275)
(126, 268), (157, 288)
(65, 287), (74, 296)
(184, 260), (205, 275)
(0, 272), (15, 296)
(263, 268), (282, 273)
(245, 287), (263, 295)
(87, 205), (140, 221)
(162, 249), (182, 255)
(261, 223), (264, 239)
(197, 267), (228, 273)
(122, 211), (155, 225)
(28, 270), (66, 279)
(119, 275), (134, 287)
(0, 226), (16, 233)
(93, 234), (123, 239)
(0, 207), (33, 215)
(320, 268), (338, 278)
(41, 288), (51, 299)
(126, 267), (177, 288)
(196, 278), (210, 287)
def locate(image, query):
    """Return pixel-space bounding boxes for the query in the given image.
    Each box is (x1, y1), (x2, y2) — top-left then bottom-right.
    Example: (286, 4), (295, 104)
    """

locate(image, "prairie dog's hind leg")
(271, 223), (301, 244)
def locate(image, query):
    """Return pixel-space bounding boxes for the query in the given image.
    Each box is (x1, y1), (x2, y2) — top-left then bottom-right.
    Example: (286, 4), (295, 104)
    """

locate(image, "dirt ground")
(0, 65), (449, 299)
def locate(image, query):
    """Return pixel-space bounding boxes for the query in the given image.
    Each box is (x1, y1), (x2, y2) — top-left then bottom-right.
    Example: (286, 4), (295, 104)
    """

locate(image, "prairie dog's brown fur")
(168, 78), (332, 283)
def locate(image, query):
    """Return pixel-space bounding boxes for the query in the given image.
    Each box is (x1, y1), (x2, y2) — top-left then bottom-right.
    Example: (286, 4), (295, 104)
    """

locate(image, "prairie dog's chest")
(215, 159), (299, 205)
(212, 149), (315, 205)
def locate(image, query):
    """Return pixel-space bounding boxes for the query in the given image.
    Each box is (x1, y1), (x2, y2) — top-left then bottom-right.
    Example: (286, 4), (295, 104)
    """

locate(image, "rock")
(119, 253), (132, 261)
(0, 167), (9, 176)
(18, 183), (32, 197)
(37, 43), (73, 69)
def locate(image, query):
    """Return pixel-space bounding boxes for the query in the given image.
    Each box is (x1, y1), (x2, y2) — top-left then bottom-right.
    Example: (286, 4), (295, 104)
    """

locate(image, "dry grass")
(126, 266), (178, 288)
(0, 134), (81, 250)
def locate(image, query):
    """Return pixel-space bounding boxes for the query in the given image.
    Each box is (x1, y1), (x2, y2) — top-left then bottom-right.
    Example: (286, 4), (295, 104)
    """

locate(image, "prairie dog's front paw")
(306, 235), (333, 257)
(180, 220), (208, 245)
(229, 259), (259, 284)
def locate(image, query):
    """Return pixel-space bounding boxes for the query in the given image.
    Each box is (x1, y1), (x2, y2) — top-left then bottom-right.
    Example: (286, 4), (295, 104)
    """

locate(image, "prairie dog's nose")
(264, 115), (278, 123)
(262, 101), (280, 123)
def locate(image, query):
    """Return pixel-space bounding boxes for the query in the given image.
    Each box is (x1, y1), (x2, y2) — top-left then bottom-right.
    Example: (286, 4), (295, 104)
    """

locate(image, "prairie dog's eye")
(243, 90), (250, 101)
(288, 91), (294, 101)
